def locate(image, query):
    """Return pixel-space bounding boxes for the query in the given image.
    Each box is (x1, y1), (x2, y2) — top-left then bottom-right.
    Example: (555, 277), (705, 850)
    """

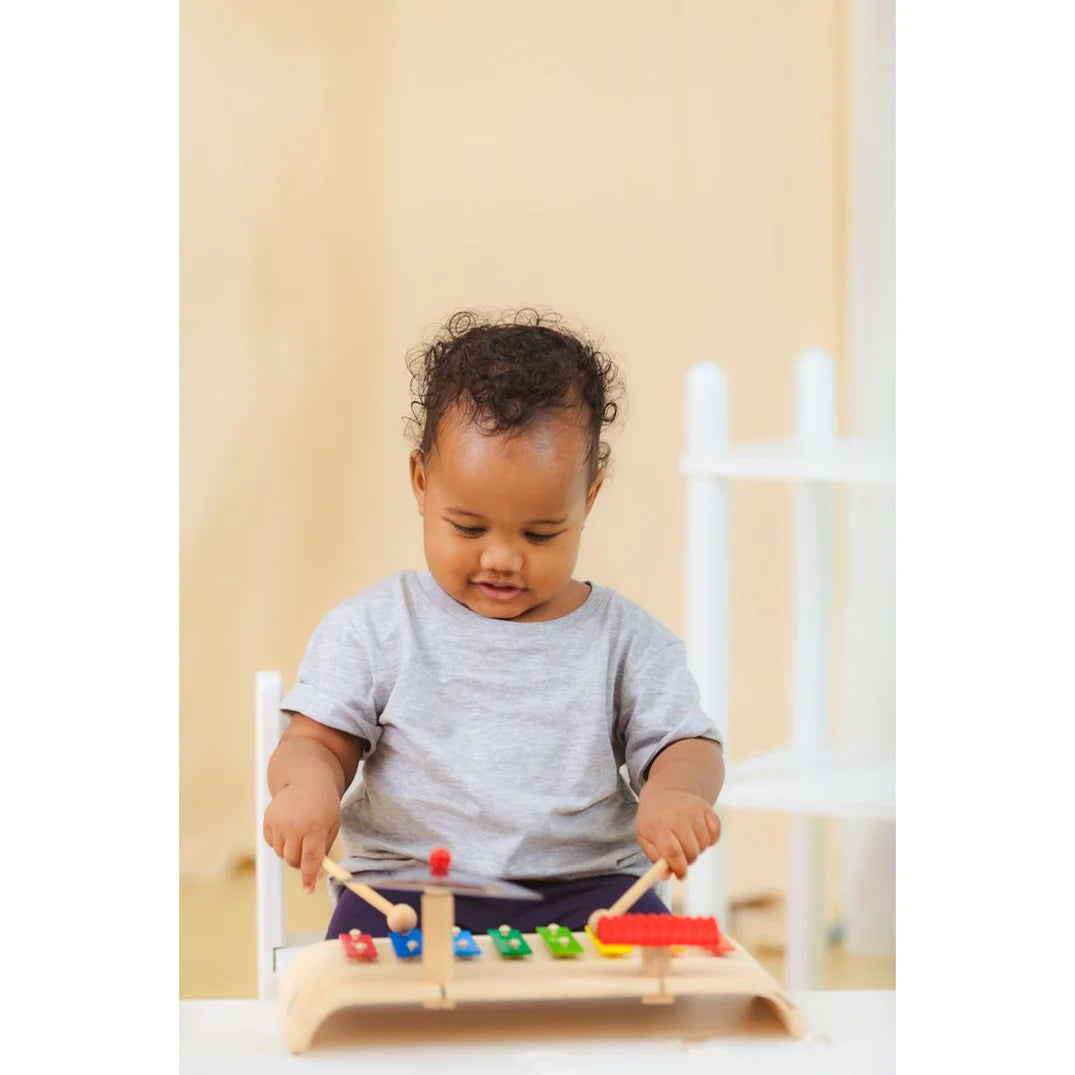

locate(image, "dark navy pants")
(326, 872), (670, 938)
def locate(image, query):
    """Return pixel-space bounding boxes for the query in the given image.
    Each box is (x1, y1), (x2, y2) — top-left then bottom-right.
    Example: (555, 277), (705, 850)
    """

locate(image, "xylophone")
(278, 848), (804, 1054)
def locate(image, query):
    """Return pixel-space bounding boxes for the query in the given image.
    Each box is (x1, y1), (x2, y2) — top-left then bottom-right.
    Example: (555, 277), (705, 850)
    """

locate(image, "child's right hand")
(263, 783), (342, 893)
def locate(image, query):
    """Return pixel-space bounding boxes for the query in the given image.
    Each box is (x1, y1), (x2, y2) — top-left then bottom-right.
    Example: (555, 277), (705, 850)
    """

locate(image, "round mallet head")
(387, 903), (418, 932)
(587, 908), (610, 935)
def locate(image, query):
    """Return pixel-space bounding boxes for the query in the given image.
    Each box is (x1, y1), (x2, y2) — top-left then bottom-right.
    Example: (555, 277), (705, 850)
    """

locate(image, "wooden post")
(641, 946), (672, 979)
(420, 888), (456, 1006)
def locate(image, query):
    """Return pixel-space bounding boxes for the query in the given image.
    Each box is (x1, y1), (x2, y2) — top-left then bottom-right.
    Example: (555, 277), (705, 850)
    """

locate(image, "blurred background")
(180, 0), (893, 996)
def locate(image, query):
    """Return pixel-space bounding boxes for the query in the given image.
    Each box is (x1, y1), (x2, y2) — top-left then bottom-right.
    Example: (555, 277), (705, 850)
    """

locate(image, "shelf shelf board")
(719, 746), (894, 821)
(680, 437), (893, 484)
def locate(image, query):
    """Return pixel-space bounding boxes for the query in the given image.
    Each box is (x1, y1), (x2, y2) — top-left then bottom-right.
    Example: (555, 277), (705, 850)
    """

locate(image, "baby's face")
(410, 404), (602, 621)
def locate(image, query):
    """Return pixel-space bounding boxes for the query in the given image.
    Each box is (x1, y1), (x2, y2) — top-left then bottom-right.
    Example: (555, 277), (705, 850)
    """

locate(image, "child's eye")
(525, 531), (563, 544)
(450, 522), (485, 537)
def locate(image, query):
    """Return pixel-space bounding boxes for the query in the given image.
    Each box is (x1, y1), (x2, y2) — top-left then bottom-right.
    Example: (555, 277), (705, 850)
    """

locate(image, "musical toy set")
(278, 847), (804, 1053)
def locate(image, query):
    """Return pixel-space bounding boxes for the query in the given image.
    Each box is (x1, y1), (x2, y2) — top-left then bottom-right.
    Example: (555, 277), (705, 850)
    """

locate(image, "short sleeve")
(280, 603), (383, 752)
(618, 640), (723, 792)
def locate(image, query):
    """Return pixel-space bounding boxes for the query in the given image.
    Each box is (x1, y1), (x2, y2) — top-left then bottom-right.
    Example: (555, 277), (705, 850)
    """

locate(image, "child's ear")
(409, 449), (427, 516)
(584, 470), (605, 515)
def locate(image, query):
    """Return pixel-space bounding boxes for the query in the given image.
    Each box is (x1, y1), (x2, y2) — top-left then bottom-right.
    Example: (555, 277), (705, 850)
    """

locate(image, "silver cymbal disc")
(352, 866), (542, 901)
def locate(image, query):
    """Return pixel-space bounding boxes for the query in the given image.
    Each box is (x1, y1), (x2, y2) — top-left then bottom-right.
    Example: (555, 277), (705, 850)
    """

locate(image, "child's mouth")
(472, 580), (524, 601)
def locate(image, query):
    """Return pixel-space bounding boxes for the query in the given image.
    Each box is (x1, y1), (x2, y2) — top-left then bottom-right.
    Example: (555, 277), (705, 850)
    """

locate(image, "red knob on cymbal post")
(430, 847), (451, 876)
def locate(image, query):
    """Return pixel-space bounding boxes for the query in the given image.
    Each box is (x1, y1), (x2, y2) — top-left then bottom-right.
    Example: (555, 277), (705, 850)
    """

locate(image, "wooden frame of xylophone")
(278, 853), (805, 1054)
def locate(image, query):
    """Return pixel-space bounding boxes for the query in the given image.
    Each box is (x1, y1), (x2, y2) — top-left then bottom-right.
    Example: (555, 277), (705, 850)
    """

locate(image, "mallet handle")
(321, 856), (395, 917)
(607, 858), (669, 917)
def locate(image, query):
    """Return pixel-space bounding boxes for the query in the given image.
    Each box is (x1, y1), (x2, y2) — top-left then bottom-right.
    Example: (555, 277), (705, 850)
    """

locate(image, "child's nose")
(479, 539), (524, 573)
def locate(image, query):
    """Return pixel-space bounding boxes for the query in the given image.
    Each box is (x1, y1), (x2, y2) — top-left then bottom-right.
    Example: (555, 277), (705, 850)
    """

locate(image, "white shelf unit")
(679, 437), (893, 484)
(679, 351), (894, 990)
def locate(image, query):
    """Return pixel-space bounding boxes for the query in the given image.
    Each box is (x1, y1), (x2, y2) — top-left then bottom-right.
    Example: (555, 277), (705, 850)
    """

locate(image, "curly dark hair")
(406, 309), (623, 480)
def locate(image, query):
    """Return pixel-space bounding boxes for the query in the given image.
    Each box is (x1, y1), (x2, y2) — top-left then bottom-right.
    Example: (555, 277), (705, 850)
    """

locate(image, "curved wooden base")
(278, 932), (804, 1054)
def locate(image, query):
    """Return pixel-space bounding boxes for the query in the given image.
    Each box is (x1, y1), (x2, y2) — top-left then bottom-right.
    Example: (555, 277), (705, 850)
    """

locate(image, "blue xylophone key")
(387, 928), (423, 958)
(452, 928), (482, 957)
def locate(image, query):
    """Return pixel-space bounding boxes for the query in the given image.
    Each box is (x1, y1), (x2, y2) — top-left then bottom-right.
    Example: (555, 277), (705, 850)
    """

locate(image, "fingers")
(267, 818), (328, 894)
(706, 811), (722, 845)
(678, 806), (722, 862)
(638, 835), (662, 867)
(263, 792), (340, 893)
(690, 812), (714, 858)
(640, 831), (691, 880)
(300, 834), (327, 893)
(637, 801), (723, 880)
(671, 831), (699, 879)
(682, 808), (722, 869)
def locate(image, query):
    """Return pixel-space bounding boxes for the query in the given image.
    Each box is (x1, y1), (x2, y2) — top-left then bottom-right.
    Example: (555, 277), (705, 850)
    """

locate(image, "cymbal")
(353, 865), (542, 901)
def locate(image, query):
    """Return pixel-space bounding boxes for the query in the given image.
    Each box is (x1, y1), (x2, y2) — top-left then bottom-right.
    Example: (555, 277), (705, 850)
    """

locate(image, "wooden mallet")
(587, 857), (670, 934)
(321, 856), (419, 933)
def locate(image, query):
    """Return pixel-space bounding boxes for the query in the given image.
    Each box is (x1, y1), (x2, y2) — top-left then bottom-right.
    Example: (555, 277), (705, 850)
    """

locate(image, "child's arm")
(635, 738), (724, 880)
(264, 715), (367, 893)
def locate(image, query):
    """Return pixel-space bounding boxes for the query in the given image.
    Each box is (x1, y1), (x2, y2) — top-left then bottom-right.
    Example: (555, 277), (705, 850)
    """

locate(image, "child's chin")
(467, 593), (536, 620)
(471, 601), (527, 620)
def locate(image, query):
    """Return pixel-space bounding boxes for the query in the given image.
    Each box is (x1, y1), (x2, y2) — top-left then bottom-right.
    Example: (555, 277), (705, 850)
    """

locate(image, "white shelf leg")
(256, 670), (287, 1000)
(683, 363), (730, 921)
(786, 351), (836, 990)
(840, 0), (897, 961)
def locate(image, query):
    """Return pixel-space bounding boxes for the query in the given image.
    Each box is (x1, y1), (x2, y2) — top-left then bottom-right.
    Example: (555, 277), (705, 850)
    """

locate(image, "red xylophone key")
(596, 913), (733, 953)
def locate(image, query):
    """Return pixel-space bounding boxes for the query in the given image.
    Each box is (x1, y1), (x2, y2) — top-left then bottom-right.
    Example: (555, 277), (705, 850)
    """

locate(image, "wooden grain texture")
(278, 933), (804, 1054)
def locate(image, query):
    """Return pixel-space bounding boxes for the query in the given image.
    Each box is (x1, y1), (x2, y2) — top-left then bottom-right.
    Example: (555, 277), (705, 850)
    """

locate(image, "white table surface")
(180, 990), (895, 1073)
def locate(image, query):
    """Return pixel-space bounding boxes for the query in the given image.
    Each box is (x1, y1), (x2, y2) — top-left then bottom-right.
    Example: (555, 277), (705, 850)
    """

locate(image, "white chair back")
(255, 671), (288, 1000)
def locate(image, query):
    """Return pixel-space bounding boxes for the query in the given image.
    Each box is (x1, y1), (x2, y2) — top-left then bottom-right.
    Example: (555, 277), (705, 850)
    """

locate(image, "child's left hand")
(635, 788), (722, 881)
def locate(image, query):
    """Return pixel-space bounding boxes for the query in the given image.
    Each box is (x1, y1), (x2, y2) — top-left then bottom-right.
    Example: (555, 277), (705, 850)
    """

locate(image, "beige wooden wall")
(180, 0), (849, 902)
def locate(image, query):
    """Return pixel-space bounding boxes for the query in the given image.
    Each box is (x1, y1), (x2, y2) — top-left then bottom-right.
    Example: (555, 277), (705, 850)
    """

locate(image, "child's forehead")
(438, 404), (589, 461)
(429, 408), (591, 497)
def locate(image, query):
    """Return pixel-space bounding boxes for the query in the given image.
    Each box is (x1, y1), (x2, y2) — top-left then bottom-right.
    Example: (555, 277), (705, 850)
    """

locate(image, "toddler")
(264, 310), (724, 937)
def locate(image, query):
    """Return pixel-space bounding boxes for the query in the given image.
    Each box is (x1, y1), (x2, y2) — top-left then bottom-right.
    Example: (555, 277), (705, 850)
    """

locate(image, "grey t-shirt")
(281, 570), (721, 887)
